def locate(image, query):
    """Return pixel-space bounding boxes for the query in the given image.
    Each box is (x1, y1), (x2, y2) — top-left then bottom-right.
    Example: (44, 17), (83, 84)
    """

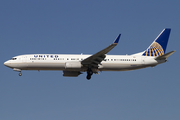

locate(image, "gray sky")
(1, 0), (179, 120)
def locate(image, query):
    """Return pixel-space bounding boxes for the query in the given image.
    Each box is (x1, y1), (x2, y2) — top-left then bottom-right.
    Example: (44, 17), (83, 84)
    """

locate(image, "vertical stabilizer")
(142, 28), (171, 57)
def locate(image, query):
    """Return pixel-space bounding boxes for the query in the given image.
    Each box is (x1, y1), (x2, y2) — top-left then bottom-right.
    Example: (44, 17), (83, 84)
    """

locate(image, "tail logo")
(142, 42), (164, 56)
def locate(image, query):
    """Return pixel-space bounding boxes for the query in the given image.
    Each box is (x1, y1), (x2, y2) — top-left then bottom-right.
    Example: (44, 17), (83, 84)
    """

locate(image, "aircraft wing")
(81, 34), (121, 68)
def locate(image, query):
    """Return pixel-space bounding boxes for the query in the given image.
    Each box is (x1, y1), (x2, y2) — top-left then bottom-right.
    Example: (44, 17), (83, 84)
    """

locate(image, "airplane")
(4, 28), (175, 80)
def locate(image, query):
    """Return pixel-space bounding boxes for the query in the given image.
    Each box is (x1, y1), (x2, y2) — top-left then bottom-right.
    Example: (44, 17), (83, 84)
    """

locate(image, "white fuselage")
(4, 54), (165, 72)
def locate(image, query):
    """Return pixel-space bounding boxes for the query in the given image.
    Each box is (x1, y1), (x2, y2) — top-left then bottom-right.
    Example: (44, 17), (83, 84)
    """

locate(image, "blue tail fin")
(142, 28), (171, 57)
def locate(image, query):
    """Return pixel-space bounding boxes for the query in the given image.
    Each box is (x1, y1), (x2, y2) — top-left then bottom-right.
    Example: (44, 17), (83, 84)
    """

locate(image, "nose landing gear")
(19, 72), (22, 76)
(13, 68), (22, 76)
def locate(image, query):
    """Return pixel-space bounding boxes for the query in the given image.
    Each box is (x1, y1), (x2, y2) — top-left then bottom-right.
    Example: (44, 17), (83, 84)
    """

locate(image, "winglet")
(113, 34), (121, 44)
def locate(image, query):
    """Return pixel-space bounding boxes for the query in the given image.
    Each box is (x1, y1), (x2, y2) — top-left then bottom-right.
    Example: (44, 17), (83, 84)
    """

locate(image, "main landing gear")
(86, 68), (93, 80)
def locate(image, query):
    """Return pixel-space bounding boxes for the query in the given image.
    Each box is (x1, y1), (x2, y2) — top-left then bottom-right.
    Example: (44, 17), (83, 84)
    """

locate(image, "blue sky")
(1, 0), (180, 120)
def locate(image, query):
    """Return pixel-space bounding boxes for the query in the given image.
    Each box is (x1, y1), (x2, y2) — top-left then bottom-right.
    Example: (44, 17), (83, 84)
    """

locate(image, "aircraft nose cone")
(4, 61), (11, 67)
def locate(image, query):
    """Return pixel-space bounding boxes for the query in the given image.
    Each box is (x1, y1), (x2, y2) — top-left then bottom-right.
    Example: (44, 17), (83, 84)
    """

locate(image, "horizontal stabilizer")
(155, 50), (175, 60)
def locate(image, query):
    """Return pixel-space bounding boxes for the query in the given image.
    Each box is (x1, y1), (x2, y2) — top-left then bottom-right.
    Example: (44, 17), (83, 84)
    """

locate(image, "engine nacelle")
(63, 71), (81, 77)
(65, 62), (82, 69)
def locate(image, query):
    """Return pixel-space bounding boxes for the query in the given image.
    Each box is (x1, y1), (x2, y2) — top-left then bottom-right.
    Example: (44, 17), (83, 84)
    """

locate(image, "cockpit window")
(11, 58), (17, 60)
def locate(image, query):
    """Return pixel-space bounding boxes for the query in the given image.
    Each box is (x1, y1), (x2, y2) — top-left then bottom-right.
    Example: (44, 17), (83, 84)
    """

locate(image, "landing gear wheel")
(19, 72), (22, 76)
(86, 75), (91, 80)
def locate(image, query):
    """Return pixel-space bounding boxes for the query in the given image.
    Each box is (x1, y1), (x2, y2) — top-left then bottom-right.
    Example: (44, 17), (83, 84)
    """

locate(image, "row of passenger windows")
(54, 58), (64, 60)
(30, 58), (46, 60)
(54, 58), (84, 60)
(30, 58), (137, 62)
(104, 59), (136, 61)
(54, 58), (136, 61)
